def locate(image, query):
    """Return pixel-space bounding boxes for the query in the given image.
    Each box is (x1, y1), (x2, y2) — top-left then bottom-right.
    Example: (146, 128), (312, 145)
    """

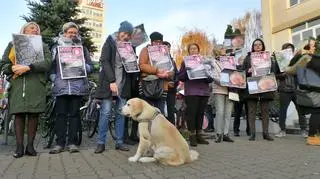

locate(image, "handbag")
(140, 75), (164, 99)
(296, 67), (320, 91)
(296, 88), (320, 108)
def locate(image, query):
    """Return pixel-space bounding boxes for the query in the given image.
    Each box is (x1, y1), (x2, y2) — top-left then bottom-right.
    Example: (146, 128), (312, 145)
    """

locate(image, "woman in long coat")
(0, 22), (51, 158)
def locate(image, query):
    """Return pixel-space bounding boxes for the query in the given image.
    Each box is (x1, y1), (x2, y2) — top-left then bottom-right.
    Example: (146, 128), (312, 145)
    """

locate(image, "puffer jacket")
(50, 34), (93, 97)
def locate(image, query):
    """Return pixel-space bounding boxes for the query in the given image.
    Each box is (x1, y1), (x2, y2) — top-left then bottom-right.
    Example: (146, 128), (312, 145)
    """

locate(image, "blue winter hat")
(118, 21), (134, 35)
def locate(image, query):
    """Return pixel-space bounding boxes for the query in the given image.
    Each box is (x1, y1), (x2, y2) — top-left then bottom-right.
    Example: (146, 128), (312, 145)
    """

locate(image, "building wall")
(262, 0), (320, 51)
(78, 0), (105, 61)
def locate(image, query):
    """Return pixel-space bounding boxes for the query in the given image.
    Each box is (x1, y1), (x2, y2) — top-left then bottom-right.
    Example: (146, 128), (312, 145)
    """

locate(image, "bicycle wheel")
(43, 125), (55, 149)
(76, 120), (82, 146)
(86, 101), (100, 138)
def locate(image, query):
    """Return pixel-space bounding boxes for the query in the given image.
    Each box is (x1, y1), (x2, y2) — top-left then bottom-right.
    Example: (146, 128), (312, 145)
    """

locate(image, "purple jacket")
(178, 62), (211, 96)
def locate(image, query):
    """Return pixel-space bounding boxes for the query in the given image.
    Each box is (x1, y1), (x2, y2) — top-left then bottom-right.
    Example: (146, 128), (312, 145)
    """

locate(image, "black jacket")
(95, 35), (134, 99)
(274, 54), (296, 93)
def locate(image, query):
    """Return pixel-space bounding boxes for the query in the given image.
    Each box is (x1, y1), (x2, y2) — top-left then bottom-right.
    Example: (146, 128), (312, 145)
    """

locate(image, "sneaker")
(68, 144), (79, 153)
(306, 136), (320, 146)
(275, 130), (286, 138)
(223, 134), (234, 142)
(301, 130), (308, 138)
(49, 145), (64, 154)
(115, 144), (130, 151)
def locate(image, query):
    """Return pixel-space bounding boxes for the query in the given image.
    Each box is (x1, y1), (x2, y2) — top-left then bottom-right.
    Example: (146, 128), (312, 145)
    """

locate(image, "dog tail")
(189, 150), (199, 161)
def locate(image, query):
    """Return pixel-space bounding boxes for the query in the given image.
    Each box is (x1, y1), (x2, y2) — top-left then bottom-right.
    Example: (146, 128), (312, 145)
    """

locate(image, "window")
(316, 28), (320, 37)
(302, 30), (313, 40)
(290, 0), (305, 7)
(291, 18), (320, 46)
(292, 23), (306, 33)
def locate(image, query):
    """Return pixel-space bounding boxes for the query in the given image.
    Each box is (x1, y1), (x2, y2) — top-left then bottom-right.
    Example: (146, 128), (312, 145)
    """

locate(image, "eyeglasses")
(66, 31), (78, 35)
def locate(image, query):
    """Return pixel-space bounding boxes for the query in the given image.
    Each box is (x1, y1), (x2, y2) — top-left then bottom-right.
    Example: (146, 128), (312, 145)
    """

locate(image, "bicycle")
(80, 81), (118, 140)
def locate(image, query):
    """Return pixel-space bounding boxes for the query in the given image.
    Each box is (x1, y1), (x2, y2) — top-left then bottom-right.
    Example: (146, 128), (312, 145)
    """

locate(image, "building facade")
(262, 0), (320, 51)
(78, 0), (105, 61)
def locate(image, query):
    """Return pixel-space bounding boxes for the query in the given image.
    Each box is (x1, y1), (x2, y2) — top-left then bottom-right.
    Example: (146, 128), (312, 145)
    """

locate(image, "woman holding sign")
(178, 43), (211, 146)
(0, 22), (51, 158)
(94, 21), (135, 153)
(242, 39), (275, 141)
(49, 22), (93, 154)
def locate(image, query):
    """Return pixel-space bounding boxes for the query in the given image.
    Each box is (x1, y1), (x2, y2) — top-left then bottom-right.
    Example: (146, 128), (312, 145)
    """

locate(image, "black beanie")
(150, 32), (163, 42)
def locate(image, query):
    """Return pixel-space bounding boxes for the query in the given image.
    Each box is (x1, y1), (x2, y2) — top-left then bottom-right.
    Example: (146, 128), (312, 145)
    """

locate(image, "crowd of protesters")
(1, 20), (319, 159)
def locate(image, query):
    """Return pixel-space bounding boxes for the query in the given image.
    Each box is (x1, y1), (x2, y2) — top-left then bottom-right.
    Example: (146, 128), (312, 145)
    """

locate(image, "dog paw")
(128, 156), (139, 162)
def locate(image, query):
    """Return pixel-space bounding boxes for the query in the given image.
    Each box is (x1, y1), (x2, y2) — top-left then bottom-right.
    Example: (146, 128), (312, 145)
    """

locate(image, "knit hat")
(20, 22), (40, 34)
(150, 32), (163, 42)
(62, 22), (79, 33)
(118, 21), (134, 35)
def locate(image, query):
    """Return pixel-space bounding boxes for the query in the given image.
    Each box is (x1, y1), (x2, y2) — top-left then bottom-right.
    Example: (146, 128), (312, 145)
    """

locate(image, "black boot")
(189, 135), (197, 147)
(223, 134), (234, 142)
(196, 134), (209, 144)
(249, 133), (256, 141)
(13, 115), (25, 158)
(215, 134), (222, 143)
(263, 133), (274, 141)
(25, 115), (38, 156)
(13, 144), (24, 158)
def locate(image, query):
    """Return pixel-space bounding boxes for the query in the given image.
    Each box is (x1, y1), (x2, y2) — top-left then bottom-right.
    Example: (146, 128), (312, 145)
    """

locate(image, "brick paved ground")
(1, 132), (320, 179)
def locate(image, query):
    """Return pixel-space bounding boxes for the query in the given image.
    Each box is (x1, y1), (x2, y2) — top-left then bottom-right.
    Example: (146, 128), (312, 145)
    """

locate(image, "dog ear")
(131, 99), (143, 119)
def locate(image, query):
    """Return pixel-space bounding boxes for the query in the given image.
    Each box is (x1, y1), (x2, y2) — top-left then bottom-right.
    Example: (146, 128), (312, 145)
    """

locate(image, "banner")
(117, 42), (140, 73)
(130, 24), (149, 47)
(275, 48), (293, 72)
(250, 51), (271, 77)
(147, 45), (173, 71)
(247, 73), (277, 94)
(220, 69), (246, 89)
(219, 56), (236, 70)
(12, 34), (44, 65)
(57, 46), (87, 79)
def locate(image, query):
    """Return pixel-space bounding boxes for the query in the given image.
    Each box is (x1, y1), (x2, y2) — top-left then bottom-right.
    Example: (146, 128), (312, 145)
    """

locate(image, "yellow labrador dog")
(122, 98), (199, 166)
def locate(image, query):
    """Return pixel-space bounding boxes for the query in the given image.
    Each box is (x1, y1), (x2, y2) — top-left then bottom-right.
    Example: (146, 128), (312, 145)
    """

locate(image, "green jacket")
(0, 42), (51, 114)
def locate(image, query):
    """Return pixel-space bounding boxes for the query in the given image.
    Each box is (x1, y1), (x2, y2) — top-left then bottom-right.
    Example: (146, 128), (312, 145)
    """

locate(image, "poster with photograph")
(184, 56), (214, 80)
(231, 35), (245, 49)
(58, 46), (87, 79)
(275, 48), (293, 72)
(220, 56), (236, 70)
(147, 45), (173, 71)
(184, 55), (206, 80)
(130, 24), (149, 47)
(250, 51), (271, 77)
(234, 49), (244, 66)
(247, 74), (277, 94)
(220, 69), (246, 89)
(12, 34), (44, 65)
(117, 42), (140, 73)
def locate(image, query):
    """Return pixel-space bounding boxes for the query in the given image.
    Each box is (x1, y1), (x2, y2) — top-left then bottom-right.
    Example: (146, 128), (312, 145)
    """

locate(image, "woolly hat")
(20, 22), (40, 34)
(62, 22), (79, 33)
(118, 21), (134, 35)
(150, 32), (163, 42)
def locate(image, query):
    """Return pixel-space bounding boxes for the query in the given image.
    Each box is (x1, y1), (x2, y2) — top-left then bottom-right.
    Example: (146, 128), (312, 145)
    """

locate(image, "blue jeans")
(97, 97), (127, 145)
